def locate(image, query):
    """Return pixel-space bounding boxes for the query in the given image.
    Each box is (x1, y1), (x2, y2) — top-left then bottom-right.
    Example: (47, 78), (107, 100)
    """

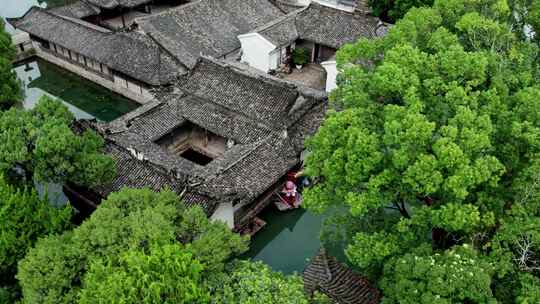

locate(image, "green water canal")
(14, 59), (139, 121)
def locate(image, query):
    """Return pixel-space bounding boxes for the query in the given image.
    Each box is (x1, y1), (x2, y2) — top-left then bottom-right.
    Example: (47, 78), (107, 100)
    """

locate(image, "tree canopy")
(79, 243), (210, 304)
(0, 176), (72, 303)
(304, 0), (540, 302)
(17, 188), (309, 303)
(0, 96), (115, 187)
(211, 261), (309, 304)
(0, 19), (22, 110)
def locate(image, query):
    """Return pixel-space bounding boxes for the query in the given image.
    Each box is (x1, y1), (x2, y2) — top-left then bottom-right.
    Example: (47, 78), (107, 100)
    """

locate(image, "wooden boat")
(239, 217), (267, 236)
(274, 191), (303, 211)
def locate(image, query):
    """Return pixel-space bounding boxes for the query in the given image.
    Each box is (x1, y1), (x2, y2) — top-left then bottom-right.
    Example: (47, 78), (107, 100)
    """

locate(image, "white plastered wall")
(238, 32), (277, 72)
(321, 59), (337, 92)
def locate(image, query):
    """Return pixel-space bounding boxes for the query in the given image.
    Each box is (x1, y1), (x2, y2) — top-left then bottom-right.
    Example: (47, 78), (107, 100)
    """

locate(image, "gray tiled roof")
(304, 249), (381, 304)
(258, 13), (299, 47)
(296, 3), (379, 48)
(99, 142), (217, 215)
(73, 120), (217, 215)
(255, 2), (381, 49)
(84, 0), (152, 9)
(49, 1), (101, 19)
(137, 0), (284, 68)
(179, 58), (301, 128)
(269, 0), (305, 13)
(98, 58), (327, 209)
(8, 7), (184, 85)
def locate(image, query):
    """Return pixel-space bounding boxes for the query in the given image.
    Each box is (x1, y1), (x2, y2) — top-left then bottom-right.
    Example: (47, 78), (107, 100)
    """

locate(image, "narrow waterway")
(244, 207), (323, 274)
(244, 205), (347, 274)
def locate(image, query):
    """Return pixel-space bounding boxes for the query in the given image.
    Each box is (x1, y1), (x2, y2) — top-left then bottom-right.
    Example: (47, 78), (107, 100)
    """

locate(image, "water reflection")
(244, 207), (324, 274)
(14, 59), (139, 121)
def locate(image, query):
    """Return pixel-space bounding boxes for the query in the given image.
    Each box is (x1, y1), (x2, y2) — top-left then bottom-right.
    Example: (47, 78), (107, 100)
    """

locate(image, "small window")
(100, 63), (103, 73)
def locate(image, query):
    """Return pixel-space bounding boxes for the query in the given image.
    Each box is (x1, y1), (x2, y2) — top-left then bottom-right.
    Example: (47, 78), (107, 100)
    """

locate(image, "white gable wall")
(321, 59), (338, 92)
(238, 33), (277, 72)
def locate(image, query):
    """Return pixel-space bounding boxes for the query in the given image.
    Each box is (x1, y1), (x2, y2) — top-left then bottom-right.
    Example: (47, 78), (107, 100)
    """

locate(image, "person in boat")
(281, 180), (298, 208)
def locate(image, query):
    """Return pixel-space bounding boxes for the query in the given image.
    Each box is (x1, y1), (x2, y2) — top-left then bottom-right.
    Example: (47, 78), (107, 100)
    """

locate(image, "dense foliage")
(0, 96), (115, 187)
(18, 188), (309, 303)
(368, 0), (434, 23)
(211, 261), (309, 304)
(305, 0), (540, 302)
(0, 176), (72, 302)
(0, 19), (22, 109)
(79, 244), (210, 304)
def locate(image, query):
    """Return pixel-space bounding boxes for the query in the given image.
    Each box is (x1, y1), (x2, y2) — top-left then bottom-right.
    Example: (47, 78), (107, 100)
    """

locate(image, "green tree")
(17, 188), (249, 304)
(368, 0), (434, 23)
(380, 245), (496, 303)
(0, 176), (72, 301)
(304, 0), (540, 302)
(0, 95), (115, 187)
(211, 261), (309, 304)
(79, 244), (210, 304)
(0, 19), (22, 110)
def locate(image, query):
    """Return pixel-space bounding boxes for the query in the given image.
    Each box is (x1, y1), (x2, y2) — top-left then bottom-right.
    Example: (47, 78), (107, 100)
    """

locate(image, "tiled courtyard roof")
(84, 0), (152, 9)
(255, 2), (384, 49)
(49, 1), (101, 19)
(97, 58), (327, 208)
(136, 0), (284, 68)
(296, 3), (380, 48)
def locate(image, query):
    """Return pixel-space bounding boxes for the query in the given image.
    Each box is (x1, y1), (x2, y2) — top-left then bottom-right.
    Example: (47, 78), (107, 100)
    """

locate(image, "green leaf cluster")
(0, 95), (115, 187)
(79, 244), (210, 304)
(210, 261), (309, 304)
(0, 19), (22, 110)
(0, 176), (72, 297)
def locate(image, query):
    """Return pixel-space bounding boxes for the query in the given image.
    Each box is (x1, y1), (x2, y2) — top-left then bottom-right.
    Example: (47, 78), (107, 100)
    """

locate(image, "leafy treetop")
(0, 96), (115, 187)
(0, 19), (22, 110)
(18, 187), (310, 304)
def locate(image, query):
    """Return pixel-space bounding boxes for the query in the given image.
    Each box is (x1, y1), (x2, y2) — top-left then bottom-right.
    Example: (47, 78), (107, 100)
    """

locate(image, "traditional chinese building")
(67, 57), (327, 232)
(8, 0), (286, 103)
(7, 6), (183, 103)
(238, 1), (389, 92)
(9, 0), (387, 102)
